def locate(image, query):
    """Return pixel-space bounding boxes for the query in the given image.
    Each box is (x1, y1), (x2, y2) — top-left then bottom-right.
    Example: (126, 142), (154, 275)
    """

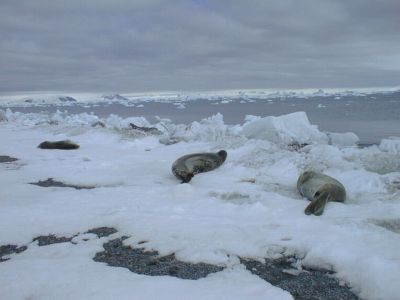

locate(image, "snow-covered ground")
(1, 109), (400, 299)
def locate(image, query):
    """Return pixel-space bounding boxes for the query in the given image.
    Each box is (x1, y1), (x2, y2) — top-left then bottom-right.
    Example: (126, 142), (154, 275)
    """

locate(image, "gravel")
(86, 227), (118, 238)
(0, 155), (18, 163)
(32, 235), (74, 246)
(241, 257), (359, 300)
(93, 237), (224, 280)
(0, 245), (27, 262)
(29, 178), (95, 189)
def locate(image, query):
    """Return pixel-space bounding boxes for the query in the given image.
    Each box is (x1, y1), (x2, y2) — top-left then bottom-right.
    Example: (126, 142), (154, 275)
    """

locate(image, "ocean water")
(2, 91), (400, 143)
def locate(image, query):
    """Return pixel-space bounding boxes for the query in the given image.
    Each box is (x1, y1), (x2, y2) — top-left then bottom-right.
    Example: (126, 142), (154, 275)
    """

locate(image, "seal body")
(38, 140), (80, 150)
(172, 150), (227, 183)
(297, 171), (346, 216)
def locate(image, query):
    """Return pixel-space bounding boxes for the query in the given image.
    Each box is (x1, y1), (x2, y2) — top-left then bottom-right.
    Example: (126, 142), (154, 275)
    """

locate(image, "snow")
(1, 109), (400, 299)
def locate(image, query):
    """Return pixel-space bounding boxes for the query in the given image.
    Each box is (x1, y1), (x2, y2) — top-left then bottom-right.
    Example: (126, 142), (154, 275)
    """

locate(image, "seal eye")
(315, 191), (321, 197)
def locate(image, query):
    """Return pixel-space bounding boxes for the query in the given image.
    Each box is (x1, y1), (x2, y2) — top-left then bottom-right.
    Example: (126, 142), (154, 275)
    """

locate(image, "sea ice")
(0, 109), (399, 300)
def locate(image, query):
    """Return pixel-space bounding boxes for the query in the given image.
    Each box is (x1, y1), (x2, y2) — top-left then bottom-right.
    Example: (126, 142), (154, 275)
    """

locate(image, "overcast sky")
(1, 0), (399, 93)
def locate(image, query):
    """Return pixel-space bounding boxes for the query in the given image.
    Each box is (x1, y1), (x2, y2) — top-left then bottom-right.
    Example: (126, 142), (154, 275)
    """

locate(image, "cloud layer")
(1, 0), (399, 92)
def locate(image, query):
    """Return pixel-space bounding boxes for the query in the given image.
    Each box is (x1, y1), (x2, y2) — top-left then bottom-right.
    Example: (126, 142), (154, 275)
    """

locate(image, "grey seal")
(38, 140), (80, 150)
(297, 170), (346, 216)
(172, 150), (227, 183)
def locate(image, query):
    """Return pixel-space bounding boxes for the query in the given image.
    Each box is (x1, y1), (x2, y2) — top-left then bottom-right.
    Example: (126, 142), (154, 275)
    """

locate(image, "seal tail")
(304, 191), (330, 216)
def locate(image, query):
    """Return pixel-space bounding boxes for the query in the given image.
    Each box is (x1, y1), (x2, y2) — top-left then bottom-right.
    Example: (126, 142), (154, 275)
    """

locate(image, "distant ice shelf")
(0, 87), (399, 107)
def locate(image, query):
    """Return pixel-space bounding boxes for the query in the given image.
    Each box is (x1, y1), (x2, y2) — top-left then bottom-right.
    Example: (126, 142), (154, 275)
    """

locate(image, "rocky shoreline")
(0, 227), (359, 300)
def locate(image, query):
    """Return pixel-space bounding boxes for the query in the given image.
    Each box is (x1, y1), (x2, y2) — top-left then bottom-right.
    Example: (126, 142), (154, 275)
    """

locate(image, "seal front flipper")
(180, 172), (194, 183)
(304, 191), (329, 216)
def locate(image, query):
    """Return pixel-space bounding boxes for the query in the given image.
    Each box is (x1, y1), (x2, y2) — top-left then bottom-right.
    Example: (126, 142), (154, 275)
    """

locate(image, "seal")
(297, 170), (346, 216)
(172, 150), (227, 183)
(38, 140), (80, 150)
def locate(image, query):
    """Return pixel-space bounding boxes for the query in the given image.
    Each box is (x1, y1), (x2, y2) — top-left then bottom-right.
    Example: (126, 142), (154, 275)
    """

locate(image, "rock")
(38, 140), (80, 150)
(0, 156), (18, 163)
(29, 178), (95, 190)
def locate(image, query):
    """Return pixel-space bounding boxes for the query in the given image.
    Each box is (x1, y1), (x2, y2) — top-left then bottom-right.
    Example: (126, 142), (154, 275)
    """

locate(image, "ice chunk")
(0, 109), (7, 122)
(379, 137), (400, 153)
(241, 111), (328, 144)
(327, 132), (360, 147)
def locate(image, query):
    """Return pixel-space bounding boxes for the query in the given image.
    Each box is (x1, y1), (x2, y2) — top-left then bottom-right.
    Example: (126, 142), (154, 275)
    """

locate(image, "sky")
(0, 0), (399, 93)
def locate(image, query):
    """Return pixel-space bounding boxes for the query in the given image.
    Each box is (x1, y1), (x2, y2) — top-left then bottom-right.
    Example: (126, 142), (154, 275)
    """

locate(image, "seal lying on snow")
(38, 140), (80, 150)
(297, 171), (346, 216)
(172, 150), (227, 183)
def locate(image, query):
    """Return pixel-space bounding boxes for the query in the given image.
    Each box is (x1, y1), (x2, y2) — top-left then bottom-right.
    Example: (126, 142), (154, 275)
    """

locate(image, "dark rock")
(0, 245), (27, 262)
(86, 227), (118, 238)
(129, 123), (162, 135)
(287, 142), (309, 151)
(38, 140), (80, 150)
(29, 178), (95, 190)
(241, 257), (359, 300)
(59, 96), (77, 102)
(0, 155), (18, 163)
(93, 237), (224, 280)
(33, 235), (73, 246)
(91, 121), (106, 128)
(103, 94), (129, 101)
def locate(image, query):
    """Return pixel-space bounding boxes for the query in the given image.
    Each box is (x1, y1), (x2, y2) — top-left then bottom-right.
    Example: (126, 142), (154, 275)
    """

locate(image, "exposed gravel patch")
(29, 178), (95, 189)
(32, 235), (74, 246)
(86, 227), (118, 238)
(241, 257), (359, 300)
(0, 155), (18, 163)
(93, 237), (224, 280)
(0, 245), (27, 262)
(1, 228), (360, 299)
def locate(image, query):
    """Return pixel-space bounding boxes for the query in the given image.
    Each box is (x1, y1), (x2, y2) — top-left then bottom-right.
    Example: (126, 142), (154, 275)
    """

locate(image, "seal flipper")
(304, 191), (329, 216)
(180, 173), (194, 183)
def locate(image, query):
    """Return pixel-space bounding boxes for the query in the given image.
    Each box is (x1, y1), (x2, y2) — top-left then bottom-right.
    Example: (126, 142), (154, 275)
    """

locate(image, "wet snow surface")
(0, 96), (400, 299)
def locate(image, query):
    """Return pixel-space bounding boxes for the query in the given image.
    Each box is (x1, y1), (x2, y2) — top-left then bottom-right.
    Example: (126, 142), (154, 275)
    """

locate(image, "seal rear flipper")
(304, 191), (329, 216)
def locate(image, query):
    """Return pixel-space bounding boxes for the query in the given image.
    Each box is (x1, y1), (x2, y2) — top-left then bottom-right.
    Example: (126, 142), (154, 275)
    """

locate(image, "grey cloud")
(0, 0), (399, 93)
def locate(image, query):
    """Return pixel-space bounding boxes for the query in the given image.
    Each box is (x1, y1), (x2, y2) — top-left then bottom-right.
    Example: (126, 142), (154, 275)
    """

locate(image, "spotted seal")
(38, 140), (80, 150)
(172, 150), (227, 183)
(297, 170), (346, 216)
